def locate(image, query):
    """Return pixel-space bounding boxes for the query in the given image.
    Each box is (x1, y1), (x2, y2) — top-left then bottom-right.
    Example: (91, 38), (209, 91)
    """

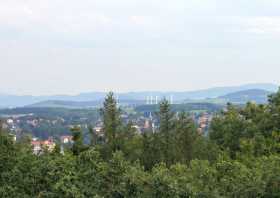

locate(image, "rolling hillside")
(219, 89), (271, 104)
(0, 83), (277, 108)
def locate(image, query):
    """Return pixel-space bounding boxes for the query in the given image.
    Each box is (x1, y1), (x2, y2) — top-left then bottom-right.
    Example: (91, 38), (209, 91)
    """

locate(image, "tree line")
(1, 90), (280, 197)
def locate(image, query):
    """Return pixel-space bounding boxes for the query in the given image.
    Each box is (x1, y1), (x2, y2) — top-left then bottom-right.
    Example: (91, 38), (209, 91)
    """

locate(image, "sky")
(0, 0), (280, 95)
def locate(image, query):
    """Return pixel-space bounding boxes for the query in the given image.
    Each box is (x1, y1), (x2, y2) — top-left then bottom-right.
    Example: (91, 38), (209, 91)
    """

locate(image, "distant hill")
(29, 89), (272, 109)
(135, 103), (224, 113)
(0, 83), (278, 108)
(219, 89), (271, 104)
(28, 100), (101, 109)
(179, 83), (277, 99)
(28, 99), (146, 108)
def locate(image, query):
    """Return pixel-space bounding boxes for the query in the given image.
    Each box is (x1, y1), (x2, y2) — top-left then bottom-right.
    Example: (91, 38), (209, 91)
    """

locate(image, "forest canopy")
(1, 90), (280, 197)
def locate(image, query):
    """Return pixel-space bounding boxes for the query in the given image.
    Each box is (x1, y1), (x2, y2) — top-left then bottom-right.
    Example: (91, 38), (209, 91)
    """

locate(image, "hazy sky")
(0, 0), (280, 95)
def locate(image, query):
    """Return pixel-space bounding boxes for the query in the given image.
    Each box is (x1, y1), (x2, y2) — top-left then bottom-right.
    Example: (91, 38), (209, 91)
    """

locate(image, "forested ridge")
(1, 90), (280, 198)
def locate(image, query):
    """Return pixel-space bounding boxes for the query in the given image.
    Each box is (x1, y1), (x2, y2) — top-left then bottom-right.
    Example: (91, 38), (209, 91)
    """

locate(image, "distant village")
(1, 109), (213, 154)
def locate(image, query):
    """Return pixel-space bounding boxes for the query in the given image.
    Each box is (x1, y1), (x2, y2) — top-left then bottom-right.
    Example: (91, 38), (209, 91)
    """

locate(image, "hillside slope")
(219, 89), (271, 104)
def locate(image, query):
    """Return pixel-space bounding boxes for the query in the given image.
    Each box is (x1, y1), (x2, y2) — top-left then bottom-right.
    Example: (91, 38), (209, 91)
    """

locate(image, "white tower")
(170, 95), (174, 105)
(116, 95), (119, 107)
(149, 112), (153, 120)
(146, 96), (150, 105)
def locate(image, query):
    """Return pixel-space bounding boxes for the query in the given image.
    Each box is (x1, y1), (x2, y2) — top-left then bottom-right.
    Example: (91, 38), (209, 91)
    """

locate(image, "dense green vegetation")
(1, 90), (280, 197)
(0, 107), (100, 122)
(135, 102), (224, 113)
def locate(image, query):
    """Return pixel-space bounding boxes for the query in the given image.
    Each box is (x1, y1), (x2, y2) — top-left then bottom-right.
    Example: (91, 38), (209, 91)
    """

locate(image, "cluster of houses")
(2, 111), (213, 154)
(2, 118), (21, 133)
(197, 113), (212, 135)
(1, 116), (67, 134)
(31, 138), (56, 154)
(31, 136), (73, 154)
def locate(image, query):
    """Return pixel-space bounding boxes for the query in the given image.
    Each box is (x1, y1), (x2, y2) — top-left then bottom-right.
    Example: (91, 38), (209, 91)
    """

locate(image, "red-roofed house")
(31, 138), (56, 154)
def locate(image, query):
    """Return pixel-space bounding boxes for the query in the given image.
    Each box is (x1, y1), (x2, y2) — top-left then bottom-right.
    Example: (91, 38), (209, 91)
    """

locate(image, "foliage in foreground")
(1, 90), (280, 197)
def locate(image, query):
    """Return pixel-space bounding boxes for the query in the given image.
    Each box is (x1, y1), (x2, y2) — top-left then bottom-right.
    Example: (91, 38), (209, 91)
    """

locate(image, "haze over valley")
(0, 83), (277, 108)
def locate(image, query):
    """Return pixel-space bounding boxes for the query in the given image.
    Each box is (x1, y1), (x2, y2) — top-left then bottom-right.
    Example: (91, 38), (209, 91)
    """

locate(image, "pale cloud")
(223, 16), (280, 36)
(23, 5), (33, 15)
(0, 0), (280, 94)
(129, 16), (150, 25)
(245, 17), (280, 35)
